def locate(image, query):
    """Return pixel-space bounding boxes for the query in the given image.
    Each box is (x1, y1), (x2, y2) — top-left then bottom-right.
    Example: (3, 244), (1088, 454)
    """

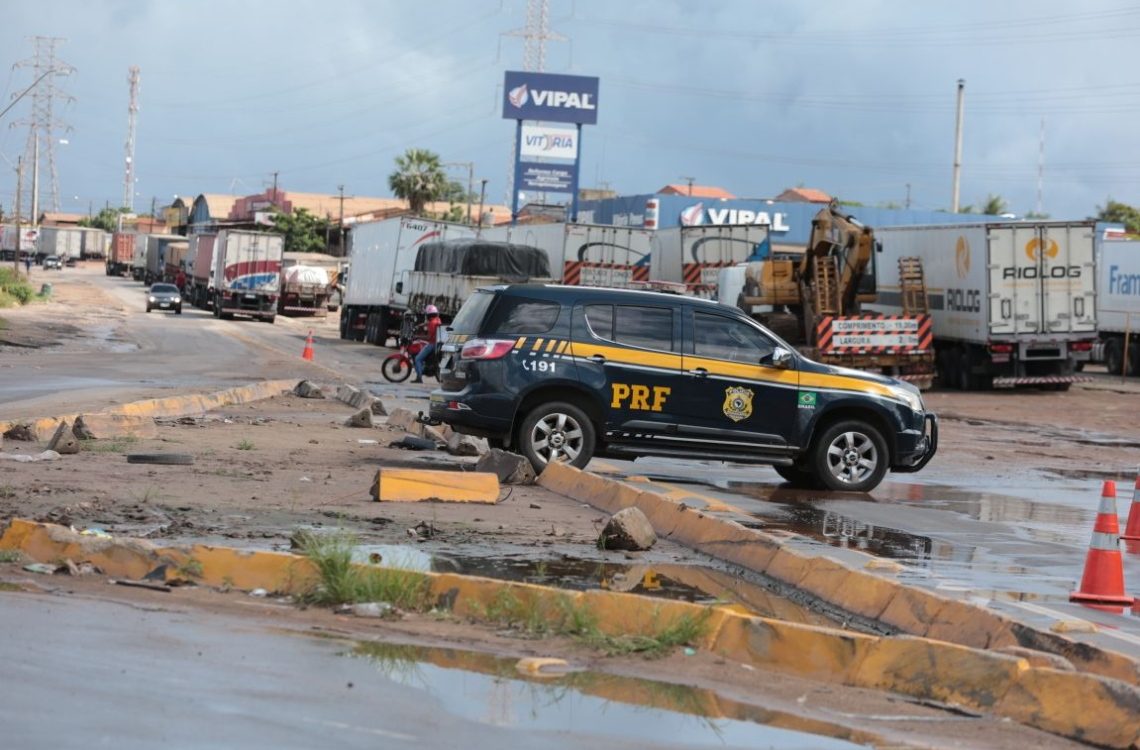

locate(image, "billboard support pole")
(511, 118), (523, 226)
(569, 123), (582, 224)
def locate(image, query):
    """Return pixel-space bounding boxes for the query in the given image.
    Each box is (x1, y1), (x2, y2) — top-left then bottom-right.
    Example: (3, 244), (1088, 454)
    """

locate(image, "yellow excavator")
(737, 202), (934, 388)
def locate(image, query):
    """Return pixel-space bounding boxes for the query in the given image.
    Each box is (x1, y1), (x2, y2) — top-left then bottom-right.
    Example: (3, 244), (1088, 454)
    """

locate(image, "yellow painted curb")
(2, 518), (1138, 747)
(538, 463), (1140, 688)
(371, 468), (500, 504)
(0, 379), (298, 437)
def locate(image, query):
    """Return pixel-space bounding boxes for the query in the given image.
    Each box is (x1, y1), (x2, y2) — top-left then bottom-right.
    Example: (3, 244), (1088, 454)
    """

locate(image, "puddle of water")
(349, 641), (877, 749)
(352, 545), (837, 627)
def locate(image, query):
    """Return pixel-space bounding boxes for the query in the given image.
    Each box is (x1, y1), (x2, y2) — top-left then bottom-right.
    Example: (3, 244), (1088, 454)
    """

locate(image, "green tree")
(268, 208), (332, 253)
(981, 194), (1008, 216)
(1024, 210), (1051, 220)
(388, 149), (448, 215)
(1095, 199), (1140, 235)
(79, 207), (132, 233)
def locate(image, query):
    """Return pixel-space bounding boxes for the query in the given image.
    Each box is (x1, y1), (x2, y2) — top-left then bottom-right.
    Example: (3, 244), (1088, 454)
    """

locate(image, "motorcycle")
(381, 312), (441, 383)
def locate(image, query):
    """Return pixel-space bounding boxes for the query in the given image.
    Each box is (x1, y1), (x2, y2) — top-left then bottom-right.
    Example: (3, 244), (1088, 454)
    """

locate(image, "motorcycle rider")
(412, 304), (442, 384)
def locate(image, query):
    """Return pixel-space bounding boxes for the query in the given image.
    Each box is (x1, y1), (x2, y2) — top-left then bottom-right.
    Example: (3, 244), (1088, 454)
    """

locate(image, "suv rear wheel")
(812, 420), (888, 492)
(518, 401), (595, 472)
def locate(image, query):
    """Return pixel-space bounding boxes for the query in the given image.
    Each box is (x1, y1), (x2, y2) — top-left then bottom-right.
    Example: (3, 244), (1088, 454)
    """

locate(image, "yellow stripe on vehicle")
(569, 341), (684, 371)
(514, 337), (526, 350)
(532, 338), (544, 351)
(546, 339), (558, 353)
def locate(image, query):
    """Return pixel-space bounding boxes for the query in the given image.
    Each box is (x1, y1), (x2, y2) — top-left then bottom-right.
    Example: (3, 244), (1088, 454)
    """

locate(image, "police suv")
(429, 285), (937, 492)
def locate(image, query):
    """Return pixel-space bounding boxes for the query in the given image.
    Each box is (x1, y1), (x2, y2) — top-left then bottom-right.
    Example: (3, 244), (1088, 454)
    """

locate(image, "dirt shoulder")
(0, 264), (129, 351)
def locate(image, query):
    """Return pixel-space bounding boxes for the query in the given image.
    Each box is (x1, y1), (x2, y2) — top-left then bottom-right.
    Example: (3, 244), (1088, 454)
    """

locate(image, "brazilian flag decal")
(797, 391), (817, 409)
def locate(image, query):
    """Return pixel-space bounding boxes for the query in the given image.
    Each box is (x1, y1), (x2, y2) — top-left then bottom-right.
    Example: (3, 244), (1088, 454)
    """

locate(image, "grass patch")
(0, 268), (35, 307)
(297, 530), (431, 610)
(0, 485), (16, 499)
(235, 439), (256, 451)
(0, 549), (22, 563)
(79, 436), (139, 453)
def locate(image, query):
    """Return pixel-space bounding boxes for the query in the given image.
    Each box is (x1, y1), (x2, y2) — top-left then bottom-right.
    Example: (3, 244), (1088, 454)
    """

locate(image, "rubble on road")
(389, 435), (437, 451)
(0, 450), (61, 463)
(476, 449), (536, 485)
(446, 433), (487, 457)
(385, 407), (425, 437)
(46, 421), (80, 455)
(336, 383), (385, 416)
(598, 507), (657, 551)
(3, 423), (37, 441)
(345, 408), (373, 428)
(293, 380), (325, 399)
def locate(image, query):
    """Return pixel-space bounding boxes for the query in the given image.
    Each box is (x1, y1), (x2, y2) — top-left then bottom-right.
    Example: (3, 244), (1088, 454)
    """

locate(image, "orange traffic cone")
(1070, 480), (1134, 605)
(301, 331), (314, 361)
(1122, 474), (1140, 542)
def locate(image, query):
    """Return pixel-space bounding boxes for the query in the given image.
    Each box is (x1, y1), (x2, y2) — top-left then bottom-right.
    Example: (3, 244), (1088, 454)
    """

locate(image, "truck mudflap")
(991, 375), (1093, 389)
(893, 413), (938, 474)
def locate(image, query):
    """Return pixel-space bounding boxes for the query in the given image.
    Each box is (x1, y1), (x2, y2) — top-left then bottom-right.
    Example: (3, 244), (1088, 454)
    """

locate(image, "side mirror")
(765, 346), (793, 369)
(395, 281), (403, 293)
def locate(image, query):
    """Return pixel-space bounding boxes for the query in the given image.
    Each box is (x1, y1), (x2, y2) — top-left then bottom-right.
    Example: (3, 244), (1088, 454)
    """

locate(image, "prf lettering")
(611, 383), (670, 412)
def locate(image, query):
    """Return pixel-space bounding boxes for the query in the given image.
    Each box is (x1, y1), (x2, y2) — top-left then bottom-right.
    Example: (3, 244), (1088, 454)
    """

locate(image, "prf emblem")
(611, 383), (670, 412)
(722, 386), (753, 422)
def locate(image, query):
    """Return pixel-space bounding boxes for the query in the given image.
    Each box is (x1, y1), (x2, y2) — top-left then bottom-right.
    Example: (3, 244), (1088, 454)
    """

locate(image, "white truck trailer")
(210, 230), (283, 323)
(340, 216), (473, 345)
(867, 222), (1097, 390)
(649, 224), (771, 298)
(481, 223), (654, 289)
(1092, 239), (1140, 375)
(37, 226), (83, 262)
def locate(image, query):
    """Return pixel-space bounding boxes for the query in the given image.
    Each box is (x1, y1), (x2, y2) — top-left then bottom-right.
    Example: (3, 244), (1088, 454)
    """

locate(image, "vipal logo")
(1025, 237), (1059, 261)
(508, 84), (529, 108)
(955, 236), (970, 279)
(679, 203), (705, 226)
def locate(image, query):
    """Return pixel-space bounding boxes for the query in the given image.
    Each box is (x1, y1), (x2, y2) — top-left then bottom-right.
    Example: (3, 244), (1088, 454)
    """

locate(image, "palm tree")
(388, 149), (447, 215)
(981, 194), (1008, 216)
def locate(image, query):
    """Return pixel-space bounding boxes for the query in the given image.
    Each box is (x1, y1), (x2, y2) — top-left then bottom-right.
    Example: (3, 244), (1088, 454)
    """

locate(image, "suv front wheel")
(518, 401), (596, 472)
(811, 420), (888, 492)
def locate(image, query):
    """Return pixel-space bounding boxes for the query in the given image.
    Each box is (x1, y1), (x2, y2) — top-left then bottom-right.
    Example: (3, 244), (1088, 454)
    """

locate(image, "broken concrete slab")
(72, 414), (158, 440)
(345, 408), (373, 428)
(422, 425), (449, 445)
(336, 383), (382, 415)
(385, 408), (425, 437)
(293, 380), (325, 399)
(46, 421), (80, 455)
(598, 507), (657, 551)
(370, 467), (499, 504)
(446, 433), (487, 457)
(475, 449), (536, 485)
(369, 399), (388, 417)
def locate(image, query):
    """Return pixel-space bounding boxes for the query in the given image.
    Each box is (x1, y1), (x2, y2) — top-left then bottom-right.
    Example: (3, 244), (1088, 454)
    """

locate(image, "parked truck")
(106, 232), (137, 276)
(482, 222), (653, 289)
(189, 234), (217, 309)
(651, 224), (771, 297)
(144, 235), (185, 285)
(404, 238), (552, 318)
(1092, 239), (1140, 375)
(730, 203), (936, 388)
(130, 234), (149, 281)
(866, 222), (1097, 390)
(0, 224), (38, 261)
(37, 226), (83, 263)
(281, 252), (342, 316)
(340, 216), (473, 345)
(78, 227), (109, 259)
(210, 230), (283, 323)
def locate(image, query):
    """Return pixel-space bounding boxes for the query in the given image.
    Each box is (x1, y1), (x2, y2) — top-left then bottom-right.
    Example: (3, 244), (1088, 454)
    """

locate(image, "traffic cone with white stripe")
(1070, 480), (1134, 605)
(1121, 474), (1140, 542)
(301, 331), (314, 361)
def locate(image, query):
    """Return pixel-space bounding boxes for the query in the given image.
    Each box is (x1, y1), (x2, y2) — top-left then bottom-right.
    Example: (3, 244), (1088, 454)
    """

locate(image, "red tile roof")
(774, 187), (832, 203)
(658, 184), (736, 199)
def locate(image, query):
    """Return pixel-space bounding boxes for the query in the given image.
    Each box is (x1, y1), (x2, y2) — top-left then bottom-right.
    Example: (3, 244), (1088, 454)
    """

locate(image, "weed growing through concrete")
(235, 439), (256, 451)
(175, 558), (204, 579)
(297, 529), (431, 611)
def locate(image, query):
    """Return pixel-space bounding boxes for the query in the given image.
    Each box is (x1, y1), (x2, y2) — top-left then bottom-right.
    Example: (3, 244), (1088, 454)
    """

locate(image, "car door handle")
(687, 367), (708, 378)
(590, 354), (606, 364)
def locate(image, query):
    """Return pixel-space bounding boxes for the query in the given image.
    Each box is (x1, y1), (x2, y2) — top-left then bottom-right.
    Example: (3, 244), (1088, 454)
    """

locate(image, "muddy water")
(350, 642), (876, 749)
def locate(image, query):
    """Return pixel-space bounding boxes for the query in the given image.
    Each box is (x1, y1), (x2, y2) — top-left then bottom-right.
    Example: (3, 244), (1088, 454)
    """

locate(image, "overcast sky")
(1, 0), (1136, 220)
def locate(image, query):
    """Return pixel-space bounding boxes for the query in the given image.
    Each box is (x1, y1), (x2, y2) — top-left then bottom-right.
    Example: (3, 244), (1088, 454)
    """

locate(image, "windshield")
(151, 284), (179, 293)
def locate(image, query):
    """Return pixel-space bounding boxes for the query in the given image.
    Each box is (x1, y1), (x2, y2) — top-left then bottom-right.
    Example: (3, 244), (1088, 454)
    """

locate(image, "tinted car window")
(693, 311), (773, 363)
(486, 297), (560, 335)
(584, 304), (613, 340)
(615, 305), (673, 351)
(449, 290), (495, 335)
(151, 284), (179, 293)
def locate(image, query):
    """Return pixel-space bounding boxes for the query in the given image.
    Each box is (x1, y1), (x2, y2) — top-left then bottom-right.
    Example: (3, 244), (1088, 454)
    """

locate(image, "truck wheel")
(1104, 339), (1123, 375)
(381, 354), (412, 383)
(1128, 342), (1140, 377)
(518, 401), (596, 473)
(811, 420), (888, 493)
(339, 312), (350, 340)
(957, 349), (975, 391)
(774, 464), (822, 489)
(263, 315), (275, 324)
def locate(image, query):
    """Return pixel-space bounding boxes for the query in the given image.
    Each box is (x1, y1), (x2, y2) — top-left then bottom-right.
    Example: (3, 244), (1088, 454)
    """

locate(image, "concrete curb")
(371, 468), (500, 503)
(0, 379), (300, 438)
(536, 463), (1140, 689)
(1, 518), (1137, 748)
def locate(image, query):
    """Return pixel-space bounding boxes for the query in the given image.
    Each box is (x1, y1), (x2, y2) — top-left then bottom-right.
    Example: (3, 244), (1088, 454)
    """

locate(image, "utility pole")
(951, 79), (965, 213)
(123, 66), (139, 212)
(477, 179), (488, 232)
(905, 183), (912, 210)
(1036, 117), (1046, 216)
(13, 36), (74, 214)
(31, 137), (39, 224)
(444, 162), (476, 224)
(337, 184), (346, 257)
(680, 176), (695, 196)
(271, 171), (279, 205)
(12, 157), (21, 276)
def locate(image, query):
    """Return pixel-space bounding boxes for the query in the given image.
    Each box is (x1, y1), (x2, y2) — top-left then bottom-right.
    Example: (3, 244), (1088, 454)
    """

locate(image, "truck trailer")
(481, 223), (653, 289)
(107, 232), (137, 276)
(189, 234), (217, 309)
(1092, 239), (1140, 375)
(403, 239), (552, 318)
(651, 224), (771, 298)
(867, 222), (1097, 390)
(78, 227), (109, 259)
(340, 216), (473, 345)
(144, 235), (185, 285)
(279, 265), (330, 316)
(37, 226), (83, 263)
(210, 230), (283, 323)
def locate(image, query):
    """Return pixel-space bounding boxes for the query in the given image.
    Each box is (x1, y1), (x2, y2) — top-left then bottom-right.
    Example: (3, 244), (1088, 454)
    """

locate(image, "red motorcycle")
(381, 312), (441, 382)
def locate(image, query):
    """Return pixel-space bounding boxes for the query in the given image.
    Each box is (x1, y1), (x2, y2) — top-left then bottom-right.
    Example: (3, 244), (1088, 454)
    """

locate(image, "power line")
(12, 36), (73, 215)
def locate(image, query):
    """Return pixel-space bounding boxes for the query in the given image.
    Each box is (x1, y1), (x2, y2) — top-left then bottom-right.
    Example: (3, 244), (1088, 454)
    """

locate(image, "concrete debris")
(23, 562), (58, 575)
(3, 423), (37, 442)
(0, 450), (61, 463)
(72, 413), (158, 440)
(598, 507), (657, 551)
(476, 449), (536, 485)
(336, 383), (382, 415)
(446, 433), (487, 457)
(422, 425), (449, 446)
(369, 399), (388, 417)
(345, 408), (373, 428)
(389, 435), (438, 451)
(47, 421), (80, 455)
(385, 408), (425, 437)
(293, 380), (325, 399)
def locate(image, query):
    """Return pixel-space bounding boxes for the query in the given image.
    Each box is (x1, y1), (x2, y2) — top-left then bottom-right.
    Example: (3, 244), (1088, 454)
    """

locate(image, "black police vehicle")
(429, 285), (936, 492)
